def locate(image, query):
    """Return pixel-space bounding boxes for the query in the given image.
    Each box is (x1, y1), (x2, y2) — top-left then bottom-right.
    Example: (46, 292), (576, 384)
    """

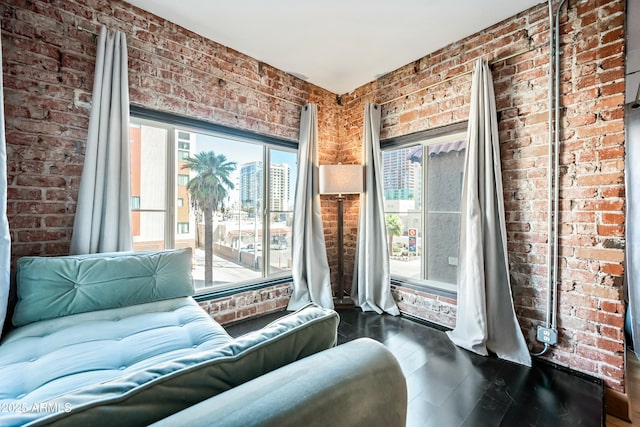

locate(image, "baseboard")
(605, 388), (631, 422)
(333, 297), (356, 309)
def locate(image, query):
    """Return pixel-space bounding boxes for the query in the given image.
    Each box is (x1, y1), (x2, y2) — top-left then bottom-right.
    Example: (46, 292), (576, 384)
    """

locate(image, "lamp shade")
(319, 164), (364, 195)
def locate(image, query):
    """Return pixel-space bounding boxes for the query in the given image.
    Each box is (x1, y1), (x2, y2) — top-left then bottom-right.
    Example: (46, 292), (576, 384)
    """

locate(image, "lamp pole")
(336, 194), (345, 304)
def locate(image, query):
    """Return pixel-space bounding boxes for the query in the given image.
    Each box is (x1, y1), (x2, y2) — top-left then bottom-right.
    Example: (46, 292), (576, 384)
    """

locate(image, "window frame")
(130, 106), (298, 297)
(381, 122), (467, 298)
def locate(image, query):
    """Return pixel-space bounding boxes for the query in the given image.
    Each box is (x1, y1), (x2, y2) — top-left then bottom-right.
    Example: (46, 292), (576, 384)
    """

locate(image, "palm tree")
(182, 151), (236, 285)
(385, 214), (403, 256)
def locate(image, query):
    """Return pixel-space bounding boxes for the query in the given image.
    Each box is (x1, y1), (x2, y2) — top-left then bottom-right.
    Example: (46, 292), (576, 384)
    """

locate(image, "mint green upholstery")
(5, 304), (338, 427)
(0, 249), (349, 427)
(12, 249), (194, 326)
(151, 338), (408, 427)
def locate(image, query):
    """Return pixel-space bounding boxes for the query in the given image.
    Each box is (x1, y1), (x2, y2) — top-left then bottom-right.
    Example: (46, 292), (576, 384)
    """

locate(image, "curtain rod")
(76, 26), (306, 108)
(378, 44), (540, 107)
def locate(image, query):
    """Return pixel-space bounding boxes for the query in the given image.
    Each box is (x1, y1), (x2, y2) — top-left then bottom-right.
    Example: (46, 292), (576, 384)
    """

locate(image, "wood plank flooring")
(226, 308), (604, 427)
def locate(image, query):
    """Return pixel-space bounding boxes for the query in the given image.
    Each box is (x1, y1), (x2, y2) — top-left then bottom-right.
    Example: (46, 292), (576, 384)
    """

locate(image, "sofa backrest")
(12, 249), (194, 326)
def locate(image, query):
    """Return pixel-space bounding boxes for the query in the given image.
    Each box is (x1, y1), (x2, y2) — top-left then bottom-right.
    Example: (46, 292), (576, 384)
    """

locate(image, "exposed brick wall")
(391, 285), (457, 328)
(198, 283), (292, 326)
(0, 0), (339, 320)
(340, 0), (627, 391)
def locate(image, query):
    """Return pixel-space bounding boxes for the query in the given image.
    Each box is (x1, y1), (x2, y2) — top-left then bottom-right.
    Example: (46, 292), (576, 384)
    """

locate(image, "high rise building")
(240, 162), (263, 215)
(270, 163), (290, 211)
(240, 161), (290, 212)
(382, 147), (421, 204)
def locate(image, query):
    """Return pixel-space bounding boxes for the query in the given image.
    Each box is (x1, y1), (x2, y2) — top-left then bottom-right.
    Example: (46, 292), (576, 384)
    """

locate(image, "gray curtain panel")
(627, 104), (640, 358)
(446, 59), (531, 366)
(70, 26), (132, 254)
(288, 104), (334, 310)
(0, 36), (11, 336)
(351, 104), (399, 315)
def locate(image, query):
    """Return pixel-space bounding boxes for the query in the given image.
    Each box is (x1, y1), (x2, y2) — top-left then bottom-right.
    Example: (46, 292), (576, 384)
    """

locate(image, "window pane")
(268, 149), (295, 275)
(425, 140), (465, 284)
(383, 146), (423, 280)
(130, 122), (167, 250)
(188, 133), (263, 290)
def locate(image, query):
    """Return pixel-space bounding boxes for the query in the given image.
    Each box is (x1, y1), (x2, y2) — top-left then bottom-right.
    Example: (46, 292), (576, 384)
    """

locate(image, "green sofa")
(0, 249), (407, 426)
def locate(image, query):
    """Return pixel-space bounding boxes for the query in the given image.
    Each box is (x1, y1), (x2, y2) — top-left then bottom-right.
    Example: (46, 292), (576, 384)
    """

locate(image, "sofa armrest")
(150, 338), (407, 427)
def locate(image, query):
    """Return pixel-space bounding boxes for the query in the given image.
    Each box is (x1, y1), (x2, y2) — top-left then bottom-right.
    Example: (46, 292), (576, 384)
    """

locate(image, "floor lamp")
(319, 164), (364, 306)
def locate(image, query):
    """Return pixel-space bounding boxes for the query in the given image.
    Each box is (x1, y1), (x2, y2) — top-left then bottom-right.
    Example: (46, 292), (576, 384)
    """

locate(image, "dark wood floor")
(226, 308), (604, 427)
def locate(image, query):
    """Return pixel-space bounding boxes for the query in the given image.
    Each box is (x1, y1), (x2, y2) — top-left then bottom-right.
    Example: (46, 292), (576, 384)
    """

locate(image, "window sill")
(390, 277), (457, 301)
(194, 276), (293, 302)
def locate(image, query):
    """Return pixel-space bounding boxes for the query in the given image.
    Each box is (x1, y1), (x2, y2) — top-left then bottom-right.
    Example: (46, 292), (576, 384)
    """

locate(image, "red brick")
(597, 225), (624, 238)
(576, 173), (623, 187)
(601, 212), (624, 225)
(601, 301), (623, 314)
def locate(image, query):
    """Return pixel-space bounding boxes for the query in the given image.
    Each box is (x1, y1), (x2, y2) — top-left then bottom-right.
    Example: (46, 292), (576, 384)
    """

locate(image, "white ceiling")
(124, 0), (543, 94)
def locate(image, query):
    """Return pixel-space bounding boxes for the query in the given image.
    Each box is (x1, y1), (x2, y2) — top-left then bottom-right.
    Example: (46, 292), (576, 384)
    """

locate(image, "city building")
(240, 161), (290, 213)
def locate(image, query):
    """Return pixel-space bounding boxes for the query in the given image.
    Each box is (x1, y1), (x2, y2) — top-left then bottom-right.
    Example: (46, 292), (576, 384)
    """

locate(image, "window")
(131, 196), (140, 210)
(129, 112), (297, 293)
(382, 128), (466, 293)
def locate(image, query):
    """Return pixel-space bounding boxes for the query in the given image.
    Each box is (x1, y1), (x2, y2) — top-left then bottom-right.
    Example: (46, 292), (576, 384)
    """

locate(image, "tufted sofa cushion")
(0, 296), (232, 426)
(0, 302), (338, 427)
(12, 249), (194, 327)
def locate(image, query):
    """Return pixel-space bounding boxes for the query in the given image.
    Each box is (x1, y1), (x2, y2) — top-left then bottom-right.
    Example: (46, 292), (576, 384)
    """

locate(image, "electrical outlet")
(536, 326), (558, 345)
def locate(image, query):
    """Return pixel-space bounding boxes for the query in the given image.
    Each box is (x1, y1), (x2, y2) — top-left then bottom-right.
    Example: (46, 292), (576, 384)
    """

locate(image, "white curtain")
(288, 104), (334, 310)
(627, 104), (640, 357)
(351, 104), (399, 315)
(0, 36), (11, 336)
(70, 26), (132, 254)
(447, 59), (531, 366)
